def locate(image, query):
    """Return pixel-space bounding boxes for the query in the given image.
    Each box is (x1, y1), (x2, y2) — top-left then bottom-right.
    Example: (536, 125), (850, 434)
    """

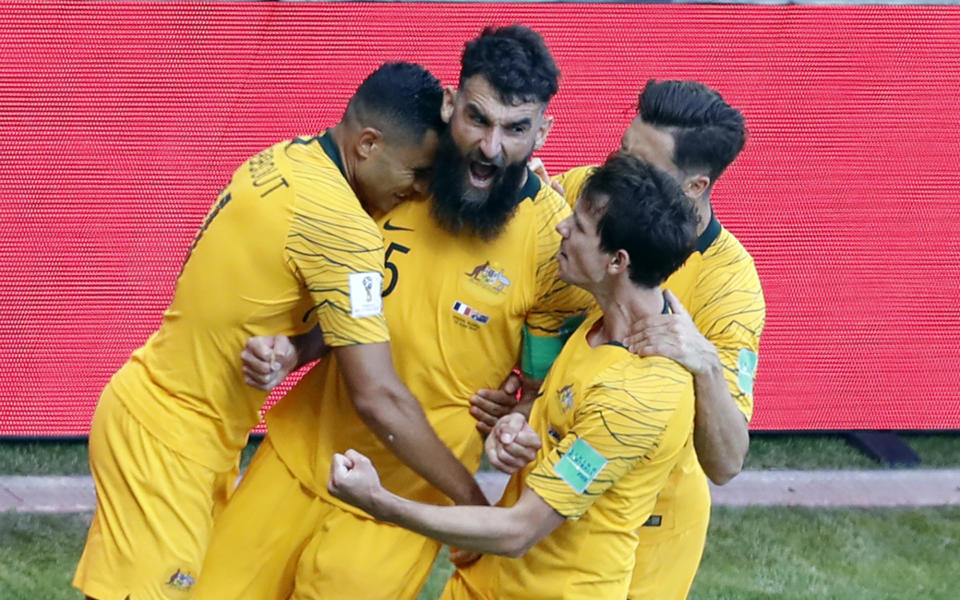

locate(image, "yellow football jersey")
(266, 173), (595, 514)
(112, 132), (389, 472)
(556, 165), (765, 419)
(486, 316), (695, 600)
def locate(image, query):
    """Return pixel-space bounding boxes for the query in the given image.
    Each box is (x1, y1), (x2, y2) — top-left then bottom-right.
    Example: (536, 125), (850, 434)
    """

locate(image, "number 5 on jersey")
(383, 242), (410, 297)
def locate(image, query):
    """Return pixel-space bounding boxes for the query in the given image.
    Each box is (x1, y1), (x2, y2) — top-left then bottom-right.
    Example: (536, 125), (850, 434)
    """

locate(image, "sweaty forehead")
(458, 75), (545, 124)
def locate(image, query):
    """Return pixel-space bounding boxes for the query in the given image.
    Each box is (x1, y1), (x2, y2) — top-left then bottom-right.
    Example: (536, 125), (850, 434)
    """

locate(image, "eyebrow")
(507, 118), (532, 130)
(465, 102), (489, 123)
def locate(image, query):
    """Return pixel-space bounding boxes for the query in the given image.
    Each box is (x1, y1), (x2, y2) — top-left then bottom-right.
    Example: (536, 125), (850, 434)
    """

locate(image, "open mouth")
(468, 161), (498, 189)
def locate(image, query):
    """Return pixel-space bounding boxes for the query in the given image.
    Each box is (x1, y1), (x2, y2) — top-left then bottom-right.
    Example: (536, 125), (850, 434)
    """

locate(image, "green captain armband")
(521, 315), (586, 380)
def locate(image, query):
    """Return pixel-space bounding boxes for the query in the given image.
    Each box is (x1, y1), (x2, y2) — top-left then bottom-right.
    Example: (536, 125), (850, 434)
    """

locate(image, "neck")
(588, 279), (664, 347)
(694, 194), (713, 237)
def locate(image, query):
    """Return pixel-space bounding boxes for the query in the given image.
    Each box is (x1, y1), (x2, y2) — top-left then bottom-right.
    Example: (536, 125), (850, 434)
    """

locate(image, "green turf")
(901, 433), (960, 468)
(3, 433), (959, 475)
(4, 507), (958, 599)
(744, 434), (877, 470)
(0, 441), (90, 476)
(688, 506), (960, 600)
(413, 506), (960, 600)
(0, 513), (88, 600)
(744, 433), (960, 470)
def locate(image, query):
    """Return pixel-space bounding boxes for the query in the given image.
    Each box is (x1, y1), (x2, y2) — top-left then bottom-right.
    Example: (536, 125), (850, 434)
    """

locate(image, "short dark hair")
(638, 80), (746, 182)
(581, 153), (698, 288)
(346, 62), (445, 145)
(460, 25), (559, 106)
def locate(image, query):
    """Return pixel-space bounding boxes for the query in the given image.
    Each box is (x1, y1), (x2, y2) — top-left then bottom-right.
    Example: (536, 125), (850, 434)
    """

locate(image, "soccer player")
(329, 153), (700, 600)
(486, 79), (766, 599)
(193, 25), (593, 600)
(71, 62), (485, 600)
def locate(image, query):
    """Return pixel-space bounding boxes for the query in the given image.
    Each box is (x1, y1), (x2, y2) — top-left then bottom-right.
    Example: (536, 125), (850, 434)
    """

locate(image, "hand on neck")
(589, 280), (664, 347)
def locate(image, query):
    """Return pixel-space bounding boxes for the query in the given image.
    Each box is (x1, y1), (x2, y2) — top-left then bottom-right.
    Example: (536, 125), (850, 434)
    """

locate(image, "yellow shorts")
(194, 436), (441, 600)
(440, 555), (500, 600)
(628, 451), (711, 600)
(73, 383), (237, 600)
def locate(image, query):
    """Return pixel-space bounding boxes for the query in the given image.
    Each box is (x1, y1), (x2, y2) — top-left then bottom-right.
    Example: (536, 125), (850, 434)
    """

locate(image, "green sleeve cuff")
(521, 315), (585, 380)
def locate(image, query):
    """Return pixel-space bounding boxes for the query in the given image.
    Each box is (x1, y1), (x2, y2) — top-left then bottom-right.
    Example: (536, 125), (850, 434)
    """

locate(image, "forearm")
(355, 386), (486, 506)
(372, 489), (530, 557)
(692, 356), (749, 485)
(512, 376), (543, 420)
(290, 325), (328, 367)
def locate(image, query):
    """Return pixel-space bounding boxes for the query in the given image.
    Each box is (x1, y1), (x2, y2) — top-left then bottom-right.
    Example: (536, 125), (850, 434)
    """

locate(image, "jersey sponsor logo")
(737, 348), (759, 396)
(383, 219), (414, 232)
(348, 272), (384, 318)
(465, 261), (511, 293)
(165, 568), (196, 591)
(452, 300), (489, 324)
(558, 385), (574, 412)
(554, 437), (608, 494)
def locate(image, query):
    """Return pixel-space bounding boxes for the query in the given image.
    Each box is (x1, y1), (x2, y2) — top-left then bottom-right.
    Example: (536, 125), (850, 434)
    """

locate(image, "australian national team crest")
(558, 385), (575, 412)
(165, 568), (196, 592)
(466, 261), (511, 293)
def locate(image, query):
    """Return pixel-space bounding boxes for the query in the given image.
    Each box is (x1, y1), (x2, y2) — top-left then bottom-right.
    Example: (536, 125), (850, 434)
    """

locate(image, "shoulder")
(591, 354), (693, 403)
(555, 165), (598, 209)
(700, 228), (764, 294)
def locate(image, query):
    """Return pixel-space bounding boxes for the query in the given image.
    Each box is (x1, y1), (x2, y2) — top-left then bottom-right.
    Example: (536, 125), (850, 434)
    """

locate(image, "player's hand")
(470, 372), (521, 435)
(623, 290), (716, 375)
(485, 413), (541, 474)
(241, 335), (298, 391)
(327, 449), (385, 517)
(528, 157), (565, 197)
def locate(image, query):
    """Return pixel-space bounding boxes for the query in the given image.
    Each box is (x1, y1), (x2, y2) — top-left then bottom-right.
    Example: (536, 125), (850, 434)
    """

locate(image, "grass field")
(3, 432), (959, 475)
(3, 507), (959, 600)
(2, 434), (959, 599)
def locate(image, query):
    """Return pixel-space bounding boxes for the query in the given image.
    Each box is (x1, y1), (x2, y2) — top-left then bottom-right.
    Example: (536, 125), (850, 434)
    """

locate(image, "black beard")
(429, 128), (528, 241)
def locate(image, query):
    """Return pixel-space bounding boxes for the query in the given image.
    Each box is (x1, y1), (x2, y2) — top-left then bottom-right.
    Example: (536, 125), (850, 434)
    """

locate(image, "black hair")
(582, 153), (698, 288)
(346, 62), (445, 144)
(460, 25), (559, 105)
(638, 80), (746, 182)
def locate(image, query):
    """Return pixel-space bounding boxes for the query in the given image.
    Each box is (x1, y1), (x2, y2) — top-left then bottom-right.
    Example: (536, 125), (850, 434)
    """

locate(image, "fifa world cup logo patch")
(362, 275), (375, 303)
(165, 569), (196, 591)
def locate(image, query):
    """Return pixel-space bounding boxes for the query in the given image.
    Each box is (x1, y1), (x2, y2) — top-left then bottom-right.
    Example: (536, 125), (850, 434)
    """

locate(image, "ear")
(355, 127), (383, 160)
(607, 248), (631, 276)
(533, 114), (554, 151)
(441, 86), (457, 125)
(683, 173), (711, 201)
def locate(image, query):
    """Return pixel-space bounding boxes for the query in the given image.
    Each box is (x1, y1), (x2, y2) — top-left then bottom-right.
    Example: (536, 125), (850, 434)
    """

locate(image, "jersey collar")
(519, 168), (542, 203)
(317, 130), (346, 178)
(696, 208), (722, 254)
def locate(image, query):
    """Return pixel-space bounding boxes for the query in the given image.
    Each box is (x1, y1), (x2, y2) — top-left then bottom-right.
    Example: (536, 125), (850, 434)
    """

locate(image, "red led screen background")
(1, 2), (959, 435)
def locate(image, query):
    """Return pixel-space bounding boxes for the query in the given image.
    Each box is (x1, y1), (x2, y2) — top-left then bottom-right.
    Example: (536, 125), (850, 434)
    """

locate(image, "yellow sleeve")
(285, 185), (390, 348)
(694, 240), (766, 421)
(525, 360), (687, 519)
(552, 165), (597, 210)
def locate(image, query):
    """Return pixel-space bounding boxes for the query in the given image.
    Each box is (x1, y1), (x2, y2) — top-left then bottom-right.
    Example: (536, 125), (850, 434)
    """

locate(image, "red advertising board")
(2, 2), (959, 434)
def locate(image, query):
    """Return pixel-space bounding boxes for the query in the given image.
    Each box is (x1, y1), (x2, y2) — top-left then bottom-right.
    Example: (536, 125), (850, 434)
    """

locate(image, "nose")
(479, 128), (503, 162)
(556, 216), (571, 238)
